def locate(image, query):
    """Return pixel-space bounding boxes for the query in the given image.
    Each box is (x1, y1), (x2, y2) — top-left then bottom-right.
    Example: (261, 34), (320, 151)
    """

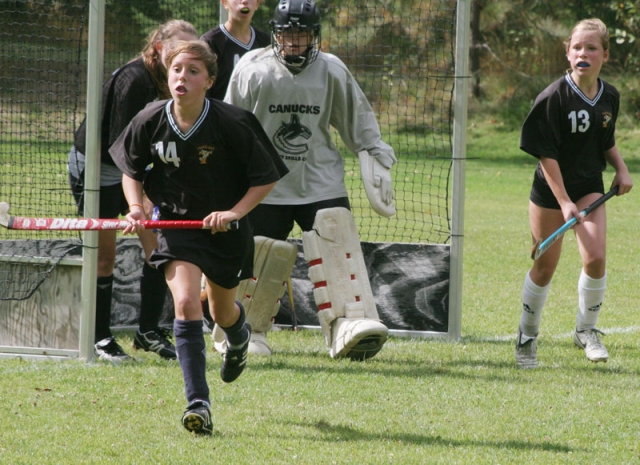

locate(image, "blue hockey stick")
(531, 185), (619, 260)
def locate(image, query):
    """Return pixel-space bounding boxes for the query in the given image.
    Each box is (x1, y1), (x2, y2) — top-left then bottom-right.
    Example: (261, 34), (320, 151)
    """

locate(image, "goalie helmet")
(270, 0), (321, 71)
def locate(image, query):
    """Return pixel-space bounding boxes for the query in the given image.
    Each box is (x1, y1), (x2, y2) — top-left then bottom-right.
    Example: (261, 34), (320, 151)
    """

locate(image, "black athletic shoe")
(182, 400), (212, 436)
(133, 328), (177, 360)
(220, 323), (251, 383)
(94, 337), (133, 365)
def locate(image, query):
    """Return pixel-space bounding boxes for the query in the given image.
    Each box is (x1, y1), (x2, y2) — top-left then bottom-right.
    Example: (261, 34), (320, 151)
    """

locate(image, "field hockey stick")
(0, 202), (238, 231)
(530, 185), (619, 261)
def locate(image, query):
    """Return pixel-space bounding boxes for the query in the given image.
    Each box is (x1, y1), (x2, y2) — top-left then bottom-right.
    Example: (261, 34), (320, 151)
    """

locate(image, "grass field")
(1, 118), (640, 464)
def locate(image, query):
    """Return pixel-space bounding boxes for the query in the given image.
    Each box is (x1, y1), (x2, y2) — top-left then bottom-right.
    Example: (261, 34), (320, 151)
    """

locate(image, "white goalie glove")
(358, 150), (396, 218)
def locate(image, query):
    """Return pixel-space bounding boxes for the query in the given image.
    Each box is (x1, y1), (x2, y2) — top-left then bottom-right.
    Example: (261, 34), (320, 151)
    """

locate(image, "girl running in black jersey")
(111, 40), (287, 435)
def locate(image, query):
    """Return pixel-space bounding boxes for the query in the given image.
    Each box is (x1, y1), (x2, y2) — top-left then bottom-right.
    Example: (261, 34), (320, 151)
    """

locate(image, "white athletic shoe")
(515, 329), (538, 369)
(574, 328), (608, 363)
(330, 318), (388, 361)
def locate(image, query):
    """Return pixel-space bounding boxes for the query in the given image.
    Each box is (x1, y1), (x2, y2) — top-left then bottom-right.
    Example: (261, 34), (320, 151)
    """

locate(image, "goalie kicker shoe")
(574, 328), (608, 363)
(133, 328), (177, 360)
(182, 400), (213, 436)
(247, 331), (272, 356)
(94, 336), (133, 365)
(331, 318), (389, 361)
(220, 323), (251, 383)
(213, 328), (273, 357)
(211, 325), (272, 357)
(515, 329), (538, 369)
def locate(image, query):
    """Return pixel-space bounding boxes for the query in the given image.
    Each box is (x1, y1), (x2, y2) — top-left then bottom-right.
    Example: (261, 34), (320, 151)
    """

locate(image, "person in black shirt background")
(68, 20), (199, 363)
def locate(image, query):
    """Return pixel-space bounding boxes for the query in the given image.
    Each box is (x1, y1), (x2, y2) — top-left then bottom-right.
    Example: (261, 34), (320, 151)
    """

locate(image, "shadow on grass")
(248, 355), (640, 383)
(247, 350), (521, 383)
(113, 329), (640, 379)
(275, 419), (581, 454)
(245, 334), (640, 379)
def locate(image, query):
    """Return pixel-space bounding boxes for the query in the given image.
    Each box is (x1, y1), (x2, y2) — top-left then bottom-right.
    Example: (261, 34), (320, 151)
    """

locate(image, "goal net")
(0, 0), (465, 337)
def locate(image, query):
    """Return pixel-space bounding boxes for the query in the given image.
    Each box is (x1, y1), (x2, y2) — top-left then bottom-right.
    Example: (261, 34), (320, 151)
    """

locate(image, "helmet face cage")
(270, 0), (321, 70)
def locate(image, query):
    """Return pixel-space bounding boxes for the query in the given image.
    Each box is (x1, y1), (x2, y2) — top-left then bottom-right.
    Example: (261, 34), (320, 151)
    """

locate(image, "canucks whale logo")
(273, 114), (311, 156)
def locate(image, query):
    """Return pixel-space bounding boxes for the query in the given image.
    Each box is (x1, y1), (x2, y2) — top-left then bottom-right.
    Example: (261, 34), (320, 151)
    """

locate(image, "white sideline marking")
(554, 325), (640, 339)
(478, 326), (640, 343)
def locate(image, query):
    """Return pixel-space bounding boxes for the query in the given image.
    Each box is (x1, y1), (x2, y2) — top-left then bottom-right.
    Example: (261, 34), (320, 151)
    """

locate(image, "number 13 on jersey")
(568, 110), (590, 133)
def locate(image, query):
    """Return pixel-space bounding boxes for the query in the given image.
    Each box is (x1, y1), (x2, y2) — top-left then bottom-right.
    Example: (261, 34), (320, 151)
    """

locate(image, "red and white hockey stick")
(0, 202), (238, 231)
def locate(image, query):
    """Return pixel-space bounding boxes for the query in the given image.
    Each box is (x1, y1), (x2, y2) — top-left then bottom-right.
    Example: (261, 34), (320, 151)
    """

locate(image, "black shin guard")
(174, 319), (209, 405)
(139, 262), (168, 332)
(95, 275), (114, 342)
(221, 301), (249, 347)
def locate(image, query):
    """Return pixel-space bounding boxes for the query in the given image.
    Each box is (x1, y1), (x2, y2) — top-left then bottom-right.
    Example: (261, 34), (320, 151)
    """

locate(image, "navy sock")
(95, 275), (113, 342)
(221, 301), (249, 347)
(139, 262), (168, 332)
(173, 319), (209, 405)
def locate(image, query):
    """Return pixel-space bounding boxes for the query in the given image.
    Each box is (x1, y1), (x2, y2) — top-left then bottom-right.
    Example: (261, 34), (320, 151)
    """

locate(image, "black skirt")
(151, 221), (254, 289)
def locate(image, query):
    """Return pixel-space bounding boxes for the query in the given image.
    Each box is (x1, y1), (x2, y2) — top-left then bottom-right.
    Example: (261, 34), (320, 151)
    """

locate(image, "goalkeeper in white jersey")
(224, 0), (397, 361)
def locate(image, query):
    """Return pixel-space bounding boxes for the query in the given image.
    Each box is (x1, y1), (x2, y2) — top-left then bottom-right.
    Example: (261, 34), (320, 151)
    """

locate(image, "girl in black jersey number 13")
(515, 19), (633, 369)
(110, 40), (287, 435)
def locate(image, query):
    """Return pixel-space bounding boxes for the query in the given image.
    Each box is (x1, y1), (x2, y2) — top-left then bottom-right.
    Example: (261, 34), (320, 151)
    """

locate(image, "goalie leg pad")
(302, 207), (387, 358)
(212, 236), (297, 356)
(240, 236), (297, 333)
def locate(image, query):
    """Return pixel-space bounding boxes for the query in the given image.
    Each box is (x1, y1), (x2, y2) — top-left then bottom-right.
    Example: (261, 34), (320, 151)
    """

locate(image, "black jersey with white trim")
(201, 25), (270, 100)
(520, 74), (619, 188)
(110, 98), (287, 219)
(74, 58), (157, 166)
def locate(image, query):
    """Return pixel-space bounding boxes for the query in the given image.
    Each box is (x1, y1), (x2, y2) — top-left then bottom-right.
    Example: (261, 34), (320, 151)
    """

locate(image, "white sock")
(519, 272), (550, 338)
(576, 270), (606, 331)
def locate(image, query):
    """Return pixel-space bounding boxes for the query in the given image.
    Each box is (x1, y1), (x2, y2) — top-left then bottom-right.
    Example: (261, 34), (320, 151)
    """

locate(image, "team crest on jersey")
(272, 114), (311, 156)
(198, 145), (214, 164)
(602, 112), (612, 128)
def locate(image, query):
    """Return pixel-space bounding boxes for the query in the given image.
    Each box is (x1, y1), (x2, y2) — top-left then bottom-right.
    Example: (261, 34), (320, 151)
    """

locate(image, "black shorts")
(248, 197), (351, 240)
(69, 172), (129, 218)
(150, 220), (254, 290)
(530, 174), (604, 209)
